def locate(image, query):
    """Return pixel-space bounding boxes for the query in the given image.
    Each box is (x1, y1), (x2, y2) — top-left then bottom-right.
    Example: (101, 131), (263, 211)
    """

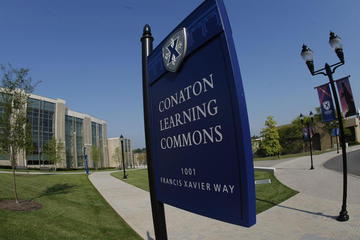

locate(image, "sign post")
(141, 0), (256, 238)
(141, 25), (168, 240)
(331, 128), (340, 153)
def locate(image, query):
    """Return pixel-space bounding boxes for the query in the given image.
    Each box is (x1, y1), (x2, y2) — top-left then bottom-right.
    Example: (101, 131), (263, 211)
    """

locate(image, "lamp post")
(120, 135), (127, 179)
(300, 32), (349, 222)
(39, 146), (42, 168)
(300, 112), (315, 170)
(83, 146), (90, 175)
(72, 130), (77, 168)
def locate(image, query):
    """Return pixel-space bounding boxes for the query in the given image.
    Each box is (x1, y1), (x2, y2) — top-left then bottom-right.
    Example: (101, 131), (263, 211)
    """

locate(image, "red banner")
(336, 76), (356, 117)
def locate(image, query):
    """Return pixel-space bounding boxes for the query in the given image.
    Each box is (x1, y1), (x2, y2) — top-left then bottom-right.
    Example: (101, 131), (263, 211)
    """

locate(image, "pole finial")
(143, 24), (152, 36)
(141, 24), (153, 41)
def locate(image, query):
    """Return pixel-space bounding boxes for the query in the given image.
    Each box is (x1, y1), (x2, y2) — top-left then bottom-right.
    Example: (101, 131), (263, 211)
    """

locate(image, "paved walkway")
(324, 149), (360, 177)
(89, 147), (360, 240)
(253, 157), (297, 167)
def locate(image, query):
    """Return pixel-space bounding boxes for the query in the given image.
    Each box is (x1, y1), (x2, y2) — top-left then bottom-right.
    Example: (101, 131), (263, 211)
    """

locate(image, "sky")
(1, 0), (360, 148)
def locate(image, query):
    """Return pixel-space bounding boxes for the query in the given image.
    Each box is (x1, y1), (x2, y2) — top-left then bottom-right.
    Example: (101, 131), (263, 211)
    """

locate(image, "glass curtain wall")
(65, 116), (84, 168)
(91, 122), (97, 147)
(0, 96), (8, 160)
(26, 98), (55, 165)
(91, 122), (103, 166)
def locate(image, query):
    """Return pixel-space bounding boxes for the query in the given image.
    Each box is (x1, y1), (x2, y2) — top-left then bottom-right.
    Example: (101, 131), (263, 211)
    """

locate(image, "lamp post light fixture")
(120, 135), (127, 179)
(300, 112), (315, 170)
(300, 32), (349, 222)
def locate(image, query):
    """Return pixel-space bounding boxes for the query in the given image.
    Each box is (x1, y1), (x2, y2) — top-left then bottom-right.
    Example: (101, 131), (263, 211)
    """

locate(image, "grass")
(0, 174), (142, 240)
(254, 171), (297, 213)
(113, 169), (150, 192)
(111, 169), (298, 214)
(0, 168), (117, 173)
(253, 149), (333, 161)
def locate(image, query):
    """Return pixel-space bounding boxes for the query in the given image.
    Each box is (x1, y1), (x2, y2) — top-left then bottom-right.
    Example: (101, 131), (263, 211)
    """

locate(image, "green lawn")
(253, 149), (332, 161)
(111, 169), (298, 214)
(0, 174), (141, 240)
(0, 168), (117, 173)
(254, 171), (297, 213)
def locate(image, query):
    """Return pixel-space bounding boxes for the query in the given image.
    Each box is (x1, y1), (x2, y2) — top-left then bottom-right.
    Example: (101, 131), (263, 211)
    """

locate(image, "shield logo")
(162, 28), (188, 72)
(323, 100), (331, 111)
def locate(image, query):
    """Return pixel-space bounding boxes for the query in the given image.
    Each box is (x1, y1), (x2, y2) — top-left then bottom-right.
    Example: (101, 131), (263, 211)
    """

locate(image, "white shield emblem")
(162, 28), (188, 72)
(323, 100), (331, 111)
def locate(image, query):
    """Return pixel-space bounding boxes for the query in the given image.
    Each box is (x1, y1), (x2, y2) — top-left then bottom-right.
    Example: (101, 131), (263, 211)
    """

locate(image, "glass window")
(65, 116), (84, 167)
(26, 98), (55, 165)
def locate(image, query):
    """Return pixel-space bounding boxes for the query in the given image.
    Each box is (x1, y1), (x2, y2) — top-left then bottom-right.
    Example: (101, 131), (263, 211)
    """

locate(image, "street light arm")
(331, 62), (344, 74)
(313, 71), (327, 76)
(329, 61), (343, 68)
(312, 61), (343, 76)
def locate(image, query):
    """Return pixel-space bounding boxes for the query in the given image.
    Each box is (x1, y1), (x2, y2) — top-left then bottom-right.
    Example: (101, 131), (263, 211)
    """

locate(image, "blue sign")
(331, 128), (340, 137)
(147, 0), (255, 227)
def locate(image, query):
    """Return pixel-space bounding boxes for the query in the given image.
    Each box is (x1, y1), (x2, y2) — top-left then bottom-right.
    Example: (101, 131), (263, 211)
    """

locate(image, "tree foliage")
(0, 64), (37, 203)
(91, 145), (101, 170)
(43, 137), (64, 171)
(112, 146), (122, 169)
(135, 152), (147, 166)
(278, 117), (304, 154)
(133, 148), (146, 154)
(258, 116), (282, 156)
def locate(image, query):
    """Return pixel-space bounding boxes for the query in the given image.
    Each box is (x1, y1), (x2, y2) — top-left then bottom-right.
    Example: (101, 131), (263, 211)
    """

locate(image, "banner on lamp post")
(315, 83), (336, 122)
(302, 128), (309, 140)
(302, 127), (314, 141)
(335, 76), (357, 118)
(331, 128), (340, 137)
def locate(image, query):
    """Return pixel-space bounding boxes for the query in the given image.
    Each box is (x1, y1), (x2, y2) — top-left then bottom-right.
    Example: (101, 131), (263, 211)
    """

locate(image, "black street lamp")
(300, 32), (349, 222)
(300, 112), (314, 170)
(39, 146), (42, 168)
(83, 146), (90, 175)
(120, 135), (127, 179)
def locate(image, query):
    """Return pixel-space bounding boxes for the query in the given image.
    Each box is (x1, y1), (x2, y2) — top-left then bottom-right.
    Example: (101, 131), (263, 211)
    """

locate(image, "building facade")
(296, 116), (360, 152)
(108, 137), (134, 169)
(273, 116), (360, 155)
(0, 93), (109, 169)
(133, 152), (147, 167)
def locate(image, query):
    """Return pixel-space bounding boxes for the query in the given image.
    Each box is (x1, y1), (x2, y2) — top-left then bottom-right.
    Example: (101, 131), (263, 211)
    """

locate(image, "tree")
(137, 152), (147, 166)
(258, 116), (282, 156)
(133, 148), (146, 154)
(112, 146), (122, 169)
(43, 137), (64, 171)
(313, 107), (337, 135)
(91, 145), (100, 170)
(0, 64), (36, 203)
(278, 118), (304, 154)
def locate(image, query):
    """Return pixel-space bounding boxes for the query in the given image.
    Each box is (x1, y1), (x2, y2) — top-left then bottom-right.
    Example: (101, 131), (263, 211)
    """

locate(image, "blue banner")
(302, 127), (314, 140)
(331, 128), (340, 137)
(315, 83), (336, 122)
(147, 0), (255, 227)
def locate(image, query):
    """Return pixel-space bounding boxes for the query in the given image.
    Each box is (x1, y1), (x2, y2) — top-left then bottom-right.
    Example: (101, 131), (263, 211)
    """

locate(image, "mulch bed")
(0, 200), (42, 211)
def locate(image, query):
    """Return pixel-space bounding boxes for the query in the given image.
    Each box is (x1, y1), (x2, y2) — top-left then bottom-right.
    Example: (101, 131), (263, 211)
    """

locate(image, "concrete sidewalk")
(89, 147), (360, 240)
